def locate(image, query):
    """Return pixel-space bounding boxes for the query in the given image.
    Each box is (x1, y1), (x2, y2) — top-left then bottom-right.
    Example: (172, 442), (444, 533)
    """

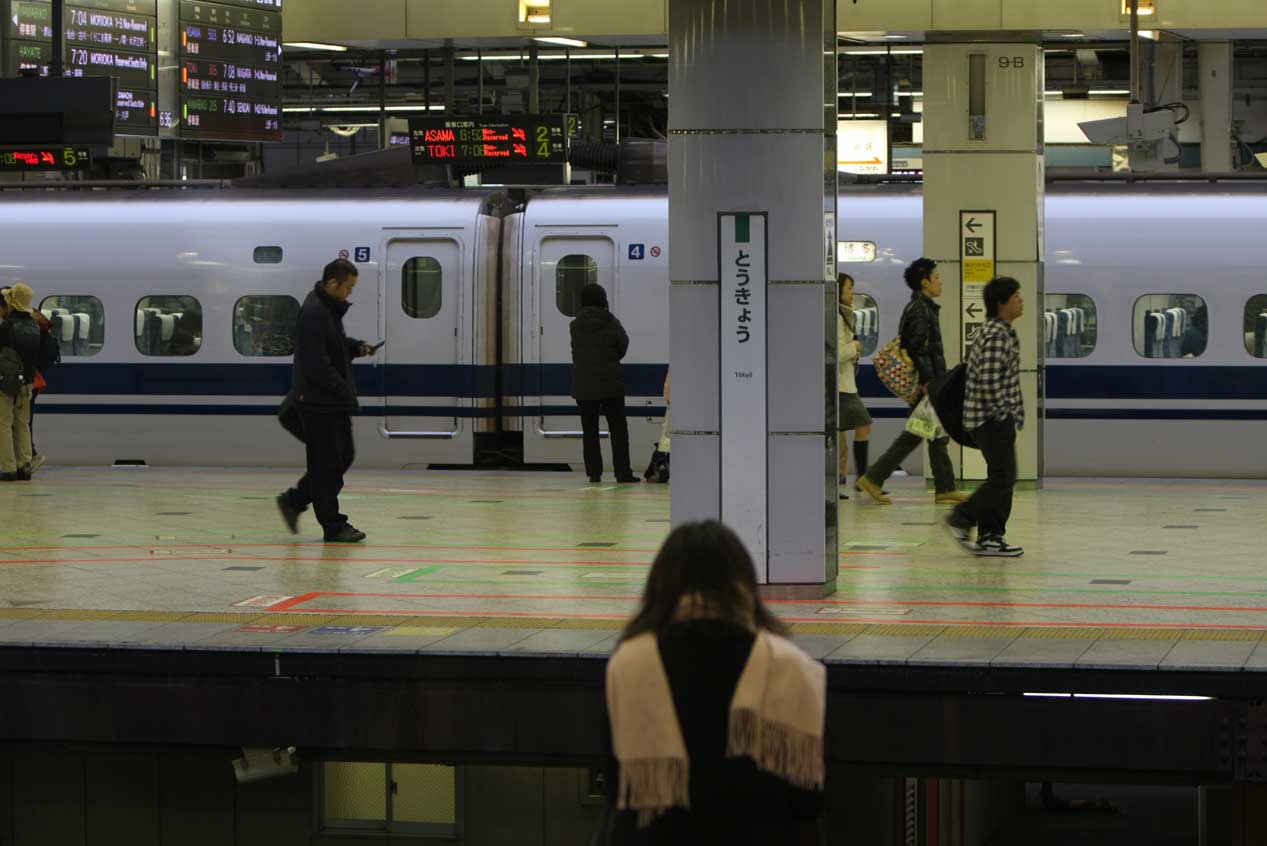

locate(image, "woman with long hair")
(602, 521), (825, 844)
(836, 273), (873, 498)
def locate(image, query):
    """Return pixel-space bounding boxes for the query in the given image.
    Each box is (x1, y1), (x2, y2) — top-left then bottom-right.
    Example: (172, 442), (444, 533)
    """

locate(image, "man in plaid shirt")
(945, 277), (1025, 557)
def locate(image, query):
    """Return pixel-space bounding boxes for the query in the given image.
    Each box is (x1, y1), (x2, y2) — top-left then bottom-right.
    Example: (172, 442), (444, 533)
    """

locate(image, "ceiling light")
(841, 48), (923, 55)
(1059, 32), (1085, 38)
(883, 34), (908, 39)
(533, 37), (586, 47)
(1089, 89), (1131, 95)
(282, 42), (348, 52)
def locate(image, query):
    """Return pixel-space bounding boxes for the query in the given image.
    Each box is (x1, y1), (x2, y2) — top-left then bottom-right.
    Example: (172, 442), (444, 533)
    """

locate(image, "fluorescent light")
(1024, 692), (1213, 701)
(283, 42), (348, 52)
(839, 113), (881, 118)
(460, 52), (622, 61)
(533, 36), (586, 47)
(883, 34), (908, 39)
(842, 49), (923, 55)
(282, 106), (314, 113)
(306, 105), (445, 113)
(1059, 32), (1085, 37)
(1089, 89), (1131, 95)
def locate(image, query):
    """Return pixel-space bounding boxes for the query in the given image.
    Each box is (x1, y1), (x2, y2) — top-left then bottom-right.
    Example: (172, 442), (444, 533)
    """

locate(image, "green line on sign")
(735, 214), (750, 243)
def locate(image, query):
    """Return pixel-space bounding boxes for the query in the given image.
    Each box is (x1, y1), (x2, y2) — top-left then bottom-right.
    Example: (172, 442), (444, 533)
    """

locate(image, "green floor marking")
(395, 566), (443, 582)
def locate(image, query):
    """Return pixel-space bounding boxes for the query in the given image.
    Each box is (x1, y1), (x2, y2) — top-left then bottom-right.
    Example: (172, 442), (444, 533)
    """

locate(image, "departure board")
(178, 0), (281, 142)
(409, 115), (570, 165)
(0, 146), (91, 171)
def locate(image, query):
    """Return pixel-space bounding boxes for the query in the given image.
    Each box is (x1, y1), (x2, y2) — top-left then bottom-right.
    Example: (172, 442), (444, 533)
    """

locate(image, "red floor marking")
(270, 590), (1267, 616)
(5, 542), (660, 554)
(0, 555), (656, 568)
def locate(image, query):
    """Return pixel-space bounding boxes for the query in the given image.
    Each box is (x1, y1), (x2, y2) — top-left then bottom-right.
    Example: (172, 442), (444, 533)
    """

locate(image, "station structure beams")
(922, 39), (1044, 483)
(666, 0), (838, 588)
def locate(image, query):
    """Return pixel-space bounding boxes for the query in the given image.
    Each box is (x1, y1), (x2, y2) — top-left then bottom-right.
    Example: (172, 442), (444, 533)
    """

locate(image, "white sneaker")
(973, 535), (1023, 557)
(942, 516), (974, 552)
(30, 453), (46, 473)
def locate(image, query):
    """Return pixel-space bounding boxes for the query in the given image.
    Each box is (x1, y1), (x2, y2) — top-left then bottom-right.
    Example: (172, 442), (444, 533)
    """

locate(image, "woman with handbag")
(857, 258), (966, 506)
(836, 273), (872, 499)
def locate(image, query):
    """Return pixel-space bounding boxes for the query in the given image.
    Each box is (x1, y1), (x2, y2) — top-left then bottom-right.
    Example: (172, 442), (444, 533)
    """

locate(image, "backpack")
(928, 363), (969, 446)
(37, 328), (60, 373)
(642, 446), (670, 483)
(0, 347), (24, 398)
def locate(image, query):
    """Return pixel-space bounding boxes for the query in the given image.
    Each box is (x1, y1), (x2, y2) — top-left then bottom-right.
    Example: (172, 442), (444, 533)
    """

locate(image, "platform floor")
(2, 468), (1266, 672)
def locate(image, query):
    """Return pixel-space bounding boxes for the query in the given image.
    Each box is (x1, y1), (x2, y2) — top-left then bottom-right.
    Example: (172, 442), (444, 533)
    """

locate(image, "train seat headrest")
(74, 313), (90, 339)
(58, 315), (76, 343)
(158, 313), (176, 341)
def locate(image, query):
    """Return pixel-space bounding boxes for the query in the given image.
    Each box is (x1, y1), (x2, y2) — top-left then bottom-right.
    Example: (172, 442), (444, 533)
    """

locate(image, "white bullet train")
(3, 180), (1265, 477)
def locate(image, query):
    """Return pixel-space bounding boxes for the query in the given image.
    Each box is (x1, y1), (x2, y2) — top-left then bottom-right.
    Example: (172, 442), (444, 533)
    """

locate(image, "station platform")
(2, 468), (1266, 780)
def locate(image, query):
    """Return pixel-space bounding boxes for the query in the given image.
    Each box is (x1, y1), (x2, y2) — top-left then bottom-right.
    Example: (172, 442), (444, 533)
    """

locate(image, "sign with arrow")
(836, 120), (888, 175)
(960, 210), (996, 353)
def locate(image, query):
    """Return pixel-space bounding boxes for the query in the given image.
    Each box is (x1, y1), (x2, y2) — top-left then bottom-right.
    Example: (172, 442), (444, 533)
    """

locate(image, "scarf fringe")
(618, 756), (690, 828)
(727, 707), (825, 791)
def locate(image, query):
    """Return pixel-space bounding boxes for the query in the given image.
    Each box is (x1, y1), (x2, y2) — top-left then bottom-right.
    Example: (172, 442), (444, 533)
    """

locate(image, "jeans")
(577, 396), (632, 478)
(282, 411), (356, 534)
(864, 402), (956, 494)
(950, 418), (1018, 538)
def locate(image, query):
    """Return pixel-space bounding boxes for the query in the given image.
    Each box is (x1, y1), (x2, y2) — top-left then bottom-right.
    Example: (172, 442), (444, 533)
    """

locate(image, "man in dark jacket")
(276, 259), (375, 542)
(0, 283), (45, 481)
(857, 258), (966, 505)
(570, 283), (639, 484)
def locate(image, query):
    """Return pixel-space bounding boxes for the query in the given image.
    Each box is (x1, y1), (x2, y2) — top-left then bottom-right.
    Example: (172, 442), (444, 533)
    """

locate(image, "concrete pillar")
(668, 0), (838, 589)
(922, 39), (1045, 484)
(1199, 42), (1234, 172)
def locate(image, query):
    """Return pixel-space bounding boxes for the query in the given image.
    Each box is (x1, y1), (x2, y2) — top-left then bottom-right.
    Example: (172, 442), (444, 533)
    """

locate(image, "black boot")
(853, 441), (870, 479)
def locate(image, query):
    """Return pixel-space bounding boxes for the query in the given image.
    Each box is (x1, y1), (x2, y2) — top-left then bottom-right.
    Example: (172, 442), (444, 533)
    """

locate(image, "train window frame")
(134, 295), (204, 357)
(1043, 293), (1099, 360)
(232, 295), (301, 357)
(38, 295), (106, 358)
(401, 256), (443, 319)
(1131, 293), (1207, 360)
(555, 254), (598, 317)
(253, 246), (284, 264)
(1245, 294), (1267, 359)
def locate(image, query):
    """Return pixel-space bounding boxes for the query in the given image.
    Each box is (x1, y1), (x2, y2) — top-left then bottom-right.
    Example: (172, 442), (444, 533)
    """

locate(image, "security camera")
(232, 747), (299, 783)
(1078, 103), (1176, 146)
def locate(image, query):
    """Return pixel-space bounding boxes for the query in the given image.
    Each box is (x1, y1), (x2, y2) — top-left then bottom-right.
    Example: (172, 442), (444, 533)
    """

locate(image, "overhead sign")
(409, 114), (569, 165)
(719, 212), (768, 577)
(0, 146), (92, 172)
(836, 119), (888, 175)
(960, 210), (997, 350)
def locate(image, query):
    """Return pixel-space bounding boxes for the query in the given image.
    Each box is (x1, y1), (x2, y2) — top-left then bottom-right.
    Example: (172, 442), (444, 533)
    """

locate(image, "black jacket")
(570, 305), (629, 401)
(0, 312), (44, 385)
(288, 284), (364, 414)
(899, 293), (946, 385)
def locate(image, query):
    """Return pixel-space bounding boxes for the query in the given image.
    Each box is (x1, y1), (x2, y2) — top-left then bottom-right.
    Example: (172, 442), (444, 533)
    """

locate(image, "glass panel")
(1043, 294), (1098, 359)
(233, 295), (300, 356)
(555, 254), (597, 317)
(1133, 294), (1206, 359)
(322, 762), (387, 828)
(402, 257), (442, 319)
(391, 764), (457, 825)
(253, 246), (283, 264)
(1245, 294), (1267, 358)
(837, 241), (876, 263)
(850, 292), (880, 357)
(134, 296), (202, 357)
(38, 295), (105, 357)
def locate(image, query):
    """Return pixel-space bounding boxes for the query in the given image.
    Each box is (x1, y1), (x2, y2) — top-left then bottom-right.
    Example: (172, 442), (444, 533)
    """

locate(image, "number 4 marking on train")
(628, 244), (645, 260)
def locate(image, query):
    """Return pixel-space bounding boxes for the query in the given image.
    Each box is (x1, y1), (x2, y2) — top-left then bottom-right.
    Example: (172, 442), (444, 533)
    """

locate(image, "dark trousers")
(864, 403), (956, 493)
(28, 389), (37, 455)
(282, 411), (355, 533)
(577, 396), (632, 479)
(951, 418), (1017, 538)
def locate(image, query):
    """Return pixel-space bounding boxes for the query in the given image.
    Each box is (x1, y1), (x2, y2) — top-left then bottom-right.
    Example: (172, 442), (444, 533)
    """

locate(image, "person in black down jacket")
(856, 258), (966, 506)
(276, 259), (376, 543)
(0, 283), (45, 482)
(571, 283), (639, 484)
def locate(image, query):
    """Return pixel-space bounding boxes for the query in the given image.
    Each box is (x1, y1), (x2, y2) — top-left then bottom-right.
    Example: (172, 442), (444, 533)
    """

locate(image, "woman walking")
(836, 273), (872, 498)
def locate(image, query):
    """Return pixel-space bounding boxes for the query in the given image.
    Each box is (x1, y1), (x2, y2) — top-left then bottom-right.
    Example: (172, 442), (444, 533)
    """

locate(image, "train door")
(531, 233), (617, 458)
(383, 237), (462, 437)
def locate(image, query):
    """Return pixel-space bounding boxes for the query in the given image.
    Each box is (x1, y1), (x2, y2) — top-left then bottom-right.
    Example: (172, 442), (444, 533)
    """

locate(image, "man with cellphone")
(277, 259), (379, 543)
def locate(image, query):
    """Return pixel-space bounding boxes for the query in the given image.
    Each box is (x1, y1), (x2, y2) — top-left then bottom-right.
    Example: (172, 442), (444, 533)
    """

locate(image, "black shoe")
(324, 524), (367, 543)
(0, 472), (16, 482)
(588, 475), (602, 483)
(276, 494), (302, 535)
(973, 535), (1023, 557)
(615, 474), (641, 484)
(15, 465), (31, 481)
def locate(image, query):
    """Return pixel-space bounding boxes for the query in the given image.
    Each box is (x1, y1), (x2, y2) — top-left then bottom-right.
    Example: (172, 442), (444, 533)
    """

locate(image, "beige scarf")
(605, 627), (826, 827)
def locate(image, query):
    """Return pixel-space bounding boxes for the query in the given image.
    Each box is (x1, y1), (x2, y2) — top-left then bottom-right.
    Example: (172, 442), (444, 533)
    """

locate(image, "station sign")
(718, 212), (768, 577)
(0, 146), (92, 171)
(960, 209), (996, 350)
(836, 119), (888, 175)
(409, 114), (570, 165)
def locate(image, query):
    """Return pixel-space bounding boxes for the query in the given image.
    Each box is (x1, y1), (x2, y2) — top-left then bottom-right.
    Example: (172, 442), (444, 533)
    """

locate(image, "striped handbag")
(872, 336), (920, 405)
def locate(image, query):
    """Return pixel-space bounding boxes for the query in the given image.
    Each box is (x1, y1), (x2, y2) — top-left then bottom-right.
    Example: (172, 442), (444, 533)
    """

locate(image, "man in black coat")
(276, 259), (375, 542)
(0, 283), (45, 481)
(570, 283), (639, 484)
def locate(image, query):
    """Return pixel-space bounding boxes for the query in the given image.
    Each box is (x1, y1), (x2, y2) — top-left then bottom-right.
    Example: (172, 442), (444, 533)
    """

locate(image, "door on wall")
(383, 238), (462, 436)
(535, 234), (617, 437)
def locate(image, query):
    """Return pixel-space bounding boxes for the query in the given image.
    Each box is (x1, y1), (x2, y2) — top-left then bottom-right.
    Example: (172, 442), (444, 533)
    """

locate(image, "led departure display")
(409, 115), (570, 165)
(66, 44), (153, 88)
(64, 6), (154, 51)
(178, 0), (281, 142)
(0, 146), (91, 171)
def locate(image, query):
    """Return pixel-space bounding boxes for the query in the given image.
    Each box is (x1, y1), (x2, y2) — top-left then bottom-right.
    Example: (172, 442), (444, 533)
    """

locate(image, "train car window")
(253, 246), (284, 264)
(135, 296), (203, 357)
(1132, 294), (1206, 359)
(850, 293), (880, 357)
(234, 295), (300, 356)
(837, 241), (876, 263)
(556, 254), (597, 317)
(1245, 295), (1267, 358)
(402, 257), (442, 319)
(1043, 294), (1098, 359)
(39, 295), (105, 357)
